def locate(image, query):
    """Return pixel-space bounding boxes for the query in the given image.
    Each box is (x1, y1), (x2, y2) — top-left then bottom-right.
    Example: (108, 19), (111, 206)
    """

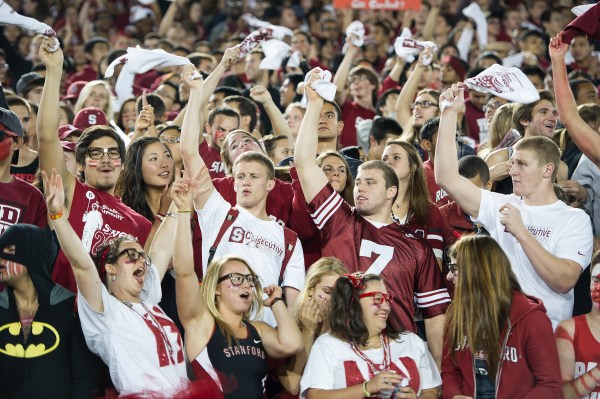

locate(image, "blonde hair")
(74, 80), (114, 118)
(201, 255), (264, 346)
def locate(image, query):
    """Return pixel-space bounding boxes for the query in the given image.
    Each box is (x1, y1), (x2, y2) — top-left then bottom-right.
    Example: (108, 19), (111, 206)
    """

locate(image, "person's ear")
(105, 263), (117, 276)
(266, 178), (275, 192)
(485, 179), (493, 191)
(420, 139), (432, 152)
(387, 185), (398, 201)
(543, 162), (554, 179)
(336, 121), (344, 135)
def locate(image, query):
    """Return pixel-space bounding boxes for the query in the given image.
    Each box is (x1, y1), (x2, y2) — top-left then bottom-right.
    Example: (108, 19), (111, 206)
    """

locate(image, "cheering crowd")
(1, 0), (600, 398)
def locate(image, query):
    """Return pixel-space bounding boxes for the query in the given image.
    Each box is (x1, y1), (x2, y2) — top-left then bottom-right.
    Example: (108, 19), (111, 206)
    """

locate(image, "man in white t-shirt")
(435, 83), (593, 329)
(193, 150), (305, 327)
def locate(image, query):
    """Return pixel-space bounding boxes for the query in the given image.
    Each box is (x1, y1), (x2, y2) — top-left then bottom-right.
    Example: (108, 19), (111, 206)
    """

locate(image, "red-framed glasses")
(359, 291), (393, 305)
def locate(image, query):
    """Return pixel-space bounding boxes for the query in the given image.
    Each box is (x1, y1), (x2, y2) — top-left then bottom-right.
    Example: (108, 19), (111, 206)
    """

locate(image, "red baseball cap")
(73, 107), (109, 130)
(63, 81), (87, 102)
(58, 124), (83, 140)
(60, 141), (76, 153)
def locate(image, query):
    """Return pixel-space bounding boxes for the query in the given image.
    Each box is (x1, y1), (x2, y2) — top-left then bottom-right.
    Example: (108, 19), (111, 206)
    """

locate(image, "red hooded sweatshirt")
(441, 291), (563, 399)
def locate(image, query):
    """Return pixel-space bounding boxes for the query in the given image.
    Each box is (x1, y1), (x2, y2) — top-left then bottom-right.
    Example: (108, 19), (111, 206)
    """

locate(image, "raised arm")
(37, 39), (75, 202)
(395, 48), (432, 133)
(434, 83), (482, 218)
(332, 36), (359, 106)
(179, 65), (215, 208)
(250, 85), (293, 142)
(550, 35), (600, 166)
(43, 170), (103, 311)
(128, 92), (156, 145)
(293, 69), (330, 203)
(200, 47), (240, 108)
(147, 200), (177, 281)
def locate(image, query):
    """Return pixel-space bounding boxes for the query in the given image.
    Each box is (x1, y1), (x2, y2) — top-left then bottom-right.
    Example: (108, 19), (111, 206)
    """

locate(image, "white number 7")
(360, 239), (394, 275)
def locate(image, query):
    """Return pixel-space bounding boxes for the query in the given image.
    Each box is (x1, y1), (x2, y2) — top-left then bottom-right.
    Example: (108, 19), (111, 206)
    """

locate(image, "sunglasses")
(217, 272), (260, 286)
(118, 248), (151, 267)
(410, 100), (438, 110)
(87, 147), (121, 160)
(448, 263), (458, 276)
(359, 291), (393, 305)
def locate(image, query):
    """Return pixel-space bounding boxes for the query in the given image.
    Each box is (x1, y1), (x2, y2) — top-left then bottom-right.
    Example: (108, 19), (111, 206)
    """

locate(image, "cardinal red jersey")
(340, 100), (376, 148)
(200, 140), (226, 179)
(572, 315), (600, 397)
(52, 180), (151, 292)
(307, 185), (450, 331)
(401, 201), (445, 261)
(0, 177), (47, 235)
(423, 160), (451, 206)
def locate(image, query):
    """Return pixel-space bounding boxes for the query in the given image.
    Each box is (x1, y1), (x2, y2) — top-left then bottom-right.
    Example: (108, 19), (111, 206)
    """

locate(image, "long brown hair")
(445, 235), (522, 379)
(385, 140), (430, 226)
(316, 150), (355, 206)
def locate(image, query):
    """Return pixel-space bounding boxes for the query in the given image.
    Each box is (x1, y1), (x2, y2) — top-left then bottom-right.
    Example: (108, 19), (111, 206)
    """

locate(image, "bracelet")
(270, 297), (285, 307)
(165, 212), (178, 219)
(49, 211), (63, 220)
(177, 209), (193, 213)
(362, 381), (372, 397)
(155, 213), (165, 222)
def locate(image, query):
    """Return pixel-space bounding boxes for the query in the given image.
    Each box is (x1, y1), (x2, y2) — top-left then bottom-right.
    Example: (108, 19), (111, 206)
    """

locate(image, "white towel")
(287, 51), (301, 68)
(301, 70), (336, 105)
(501, 52), (525, 68)
(464, 64), (540, 103)
(462, 3), (488, 50)
(0, 1), (59, 51)
(260, 39), (291, 70)
(236, 27), (286, 58)
(394, 37), (437, 66)
(242, 14), (294, 37)
(572, 4), (595, 17)
(342, 21), (365, 53)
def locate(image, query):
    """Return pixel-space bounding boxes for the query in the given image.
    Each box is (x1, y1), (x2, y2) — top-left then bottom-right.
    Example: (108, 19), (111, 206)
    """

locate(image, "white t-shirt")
(300, 333), (441, 398)
(476, 190), (593, 328)
(197, 190), (306, 326)
(78, 264), (188, 396)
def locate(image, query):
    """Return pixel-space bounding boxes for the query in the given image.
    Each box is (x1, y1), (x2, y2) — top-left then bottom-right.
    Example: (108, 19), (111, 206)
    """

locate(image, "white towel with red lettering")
(464, 64), (540, 103)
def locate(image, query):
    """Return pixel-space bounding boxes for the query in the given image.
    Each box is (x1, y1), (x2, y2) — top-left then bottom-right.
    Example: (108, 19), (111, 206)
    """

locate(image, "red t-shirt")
(570, 315), (600, 395)
(66, 64), (98, 88)
(307, 185), (450, 331)
(0, 177), (47, 235)
(199, 140), (225, 179)
(423, 160), (451, 206)
(52, 180), (151, 292)
(340, 100), (376, 148)
(464, 99), (487, 145)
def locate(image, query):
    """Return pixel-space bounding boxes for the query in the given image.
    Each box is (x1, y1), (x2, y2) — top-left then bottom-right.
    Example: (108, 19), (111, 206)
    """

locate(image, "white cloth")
(502, 52), (526, 68)
(0, 2), (59, 51)
(237, 26), (288, 58)
(301, 69), (336, 105)
(462, 2), (488, 50)
(77, 264), (188, 395)
(129, 5), (154, 24)
(393, 38), (437, 66)
(464, 64), (540, 103)
(300, 333), (441, 398)
(287, 51), (301, 68)
(242, 13), (294, 37)
(197, 190), (306, 327)
(475, 190), (593, 329)
(343, 21), (365, 53)
(456, 26), (474, 62)
(260, 39), (291, 70)
(572, 4), (596, 17)
(107, 47), (199, 78)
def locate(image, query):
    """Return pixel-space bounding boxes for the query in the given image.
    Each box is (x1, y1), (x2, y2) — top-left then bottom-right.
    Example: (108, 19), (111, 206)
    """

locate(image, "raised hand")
(42, 169), (65, 216)
(298, 297), (322, 332)
(190, 165), (212, 202)
(304, 67), (324, 103)
(170, 168), (194, 211)
(39, 37), (63, 69)
(549, 34), (569, 61)
(249, 85), (273, 105)
(263, 284), (284, 307)
(181, 64), (203, 89)
(220, 47), (241, 69)
(439, 83), (465, 114)
(135, 92), (154, 130)
(499, 203), (527, 238)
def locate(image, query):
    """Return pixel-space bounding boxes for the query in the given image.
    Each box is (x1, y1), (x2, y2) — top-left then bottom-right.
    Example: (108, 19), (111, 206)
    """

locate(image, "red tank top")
(573, 314), (600, 395)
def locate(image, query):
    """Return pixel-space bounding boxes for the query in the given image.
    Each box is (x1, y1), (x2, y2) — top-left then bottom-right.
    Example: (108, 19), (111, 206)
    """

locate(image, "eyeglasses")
(410, 101), (438, 110)
(217, 273), (260, 286)
(448, 263), (458, 276)
(160, 136), (181, 144)
(483, 101), (504, 113)
(359, 291), (393, 305)
(118, 248), (151, 267)
(348, 75), (369, 84)
(87, 147), (121, 160)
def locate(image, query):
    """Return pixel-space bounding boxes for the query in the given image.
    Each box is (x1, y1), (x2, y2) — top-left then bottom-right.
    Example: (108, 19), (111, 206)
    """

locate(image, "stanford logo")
(469, 72), (524, 94)
(88, 114), (97, 125)
(0, 205), (20, 235)
(229, 227), (245, 243)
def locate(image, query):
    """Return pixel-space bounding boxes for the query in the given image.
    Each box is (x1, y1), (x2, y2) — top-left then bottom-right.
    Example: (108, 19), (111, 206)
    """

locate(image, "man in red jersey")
(37, 39), (150, 292)
(295, 68), (449, 368)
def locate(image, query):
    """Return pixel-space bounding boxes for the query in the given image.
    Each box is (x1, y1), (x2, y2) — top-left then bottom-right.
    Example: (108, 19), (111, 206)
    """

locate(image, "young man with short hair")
(435, 82), (593, 329)
(296, 68), (449, 367)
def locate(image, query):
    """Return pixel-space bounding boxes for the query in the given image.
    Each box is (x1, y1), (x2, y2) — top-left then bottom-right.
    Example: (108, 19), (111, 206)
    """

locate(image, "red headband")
(343, 272), (366, 290)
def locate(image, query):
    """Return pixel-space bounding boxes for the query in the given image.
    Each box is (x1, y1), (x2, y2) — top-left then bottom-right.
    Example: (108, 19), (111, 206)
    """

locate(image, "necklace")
(349, 334), (391, 376)
(120, 300), (174, 356)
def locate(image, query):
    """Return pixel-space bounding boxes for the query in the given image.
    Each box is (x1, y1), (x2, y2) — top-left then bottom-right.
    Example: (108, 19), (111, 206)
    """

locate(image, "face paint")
(592, 264), (600, 308)
(0, 136), (12, 161)
(113, 159), (122, 167)
(88, 159), (100, 168)
(1, 260), (26, 279)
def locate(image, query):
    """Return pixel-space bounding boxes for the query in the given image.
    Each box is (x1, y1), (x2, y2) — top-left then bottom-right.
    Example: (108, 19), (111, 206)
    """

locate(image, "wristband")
(49, 211), (63, 220)
(270, 297), (285, 307)
(177, 209), (193, 213)
(155, 213), (165, 222)
(165, 212), (178, 219)
(362, 381), (372, 397)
